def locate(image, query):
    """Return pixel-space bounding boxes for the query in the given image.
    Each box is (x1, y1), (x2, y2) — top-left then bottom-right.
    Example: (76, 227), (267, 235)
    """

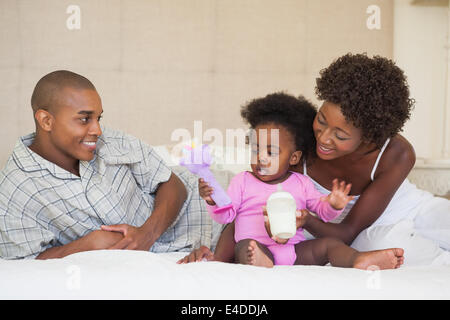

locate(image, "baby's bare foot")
(247, 240), (274, 268)
(353, 248), (404, 270)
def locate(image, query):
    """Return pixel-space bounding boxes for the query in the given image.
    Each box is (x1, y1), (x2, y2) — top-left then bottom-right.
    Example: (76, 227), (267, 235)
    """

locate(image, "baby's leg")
(266, 244), (297, 265)
(295, 237), (404, 270)
(235, 239), (274, 268)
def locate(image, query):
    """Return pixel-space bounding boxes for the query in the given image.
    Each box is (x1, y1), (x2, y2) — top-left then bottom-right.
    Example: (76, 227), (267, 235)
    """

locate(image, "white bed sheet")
(0, 250), (449, 300)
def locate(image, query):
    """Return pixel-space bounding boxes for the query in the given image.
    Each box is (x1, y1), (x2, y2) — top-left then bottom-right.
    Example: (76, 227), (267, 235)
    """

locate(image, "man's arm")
(36, 172), (186, 258)
(102, 172), (187, 250)
(36, 230), (124, 259)
(141, 172), (187, 246)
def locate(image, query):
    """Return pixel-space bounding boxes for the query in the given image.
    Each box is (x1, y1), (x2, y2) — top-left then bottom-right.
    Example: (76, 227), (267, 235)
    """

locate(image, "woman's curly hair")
(241, 92), (317, 161)
(315, 53), (415, 148)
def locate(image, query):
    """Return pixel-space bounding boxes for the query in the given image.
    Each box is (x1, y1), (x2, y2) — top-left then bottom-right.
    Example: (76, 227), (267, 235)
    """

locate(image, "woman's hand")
(323, 179), (354, 210)
(262, 207), (310, 244)
(198, 178), (216, 206)
(176, 245), (215, 264)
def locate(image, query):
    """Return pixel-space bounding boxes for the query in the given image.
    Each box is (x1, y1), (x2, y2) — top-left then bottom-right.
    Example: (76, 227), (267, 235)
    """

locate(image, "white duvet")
(1, 249), (449, 299)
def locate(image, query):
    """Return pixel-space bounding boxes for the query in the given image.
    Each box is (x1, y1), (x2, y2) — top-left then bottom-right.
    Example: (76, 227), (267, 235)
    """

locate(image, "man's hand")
(176, 245), (215, 264)
(262, 207), (310, 244)
(100, 224), (154, 251)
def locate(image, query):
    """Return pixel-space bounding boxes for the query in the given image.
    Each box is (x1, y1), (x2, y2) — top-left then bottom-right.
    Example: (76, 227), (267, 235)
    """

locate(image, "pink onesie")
(206, 171), (343, 265)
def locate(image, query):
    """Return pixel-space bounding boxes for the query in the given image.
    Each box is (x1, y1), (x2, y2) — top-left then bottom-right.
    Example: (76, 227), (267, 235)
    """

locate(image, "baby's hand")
(323, 179), (354, 210)
(262, 207), (310, 245)
(198, 178), (216, 206)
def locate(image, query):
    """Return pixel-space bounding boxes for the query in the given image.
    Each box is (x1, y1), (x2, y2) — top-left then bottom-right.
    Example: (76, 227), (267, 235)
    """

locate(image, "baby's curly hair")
(315, 53), (414, 148)
(241, 92), (317, 161)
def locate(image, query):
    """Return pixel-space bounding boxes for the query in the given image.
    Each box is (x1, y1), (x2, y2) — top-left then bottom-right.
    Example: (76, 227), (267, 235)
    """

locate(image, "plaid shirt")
(0, 127), (211, 259)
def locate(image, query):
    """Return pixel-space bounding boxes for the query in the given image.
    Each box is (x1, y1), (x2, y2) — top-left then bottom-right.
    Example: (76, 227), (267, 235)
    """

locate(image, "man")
(0, 70), (210, 259)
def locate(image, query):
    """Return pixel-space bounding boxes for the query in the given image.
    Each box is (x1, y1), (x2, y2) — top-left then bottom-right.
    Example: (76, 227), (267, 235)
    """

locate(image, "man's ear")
(290, 150), (302, 166)
(34, 109), (54, 132)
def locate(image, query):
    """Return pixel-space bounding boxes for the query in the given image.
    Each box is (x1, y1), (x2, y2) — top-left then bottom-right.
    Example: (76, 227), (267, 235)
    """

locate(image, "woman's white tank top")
(304, 138), (432, 226)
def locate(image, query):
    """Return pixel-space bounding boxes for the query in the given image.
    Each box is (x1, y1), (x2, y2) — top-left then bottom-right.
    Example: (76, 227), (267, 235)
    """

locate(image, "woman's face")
(313, 101), (364, 160)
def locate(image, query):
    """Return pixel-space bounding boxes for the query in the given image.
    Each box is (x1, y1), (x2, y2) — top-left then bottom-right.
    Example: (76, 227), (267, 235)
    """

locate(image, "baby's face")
(250, 123), (300, 184)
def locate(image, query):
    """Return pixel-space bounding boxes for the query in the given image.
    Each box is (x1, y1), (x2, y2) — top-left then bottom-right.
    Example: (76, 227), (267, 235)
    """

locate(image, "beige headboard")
(0, 0), (393, 167)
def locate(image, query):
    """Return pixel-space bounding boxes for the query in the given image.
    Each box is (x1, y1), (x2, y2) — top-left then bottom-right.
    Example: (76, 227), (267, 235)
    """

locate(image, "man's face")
(47, 87), (103, 167)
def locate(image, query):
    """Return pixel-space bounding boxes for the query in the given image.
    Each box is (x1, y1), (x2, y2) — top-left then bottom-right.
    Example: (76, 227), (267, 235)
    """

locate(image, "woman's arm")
(304, 139), (415, 245)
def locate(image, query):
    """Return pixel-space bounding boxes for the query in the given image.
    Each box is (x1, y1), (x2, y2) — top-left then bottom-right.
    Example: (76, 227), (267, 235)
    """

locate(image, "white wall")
(394, 0), (450, 163)
(0, 0), (394, 167)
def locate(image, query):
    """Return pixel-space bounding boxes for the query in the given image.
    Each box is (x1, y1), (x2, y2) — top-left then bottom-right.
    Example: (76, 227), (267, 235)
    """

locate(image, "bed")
(1, 145), (449, 300)
(0, 249), (449, 299)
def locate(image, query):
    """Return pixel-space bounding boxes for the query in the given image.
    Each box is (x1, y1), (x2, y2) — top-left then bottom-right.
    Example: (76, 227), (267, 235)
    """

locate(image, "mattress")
(1, 249), (449, 299)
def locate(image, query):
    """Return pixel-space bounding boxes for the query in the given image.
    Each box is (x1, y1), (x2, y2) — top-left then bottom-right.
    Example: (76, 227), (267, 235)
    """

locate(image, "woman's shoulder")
(385, 135), (415, 162)
(377, 134), (416, 176)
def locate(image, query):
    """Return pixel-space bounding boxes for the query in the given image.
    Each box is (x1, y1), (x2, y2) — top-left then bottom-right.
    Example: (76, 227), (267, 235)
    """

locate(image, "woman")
(179, 53), (450, 266)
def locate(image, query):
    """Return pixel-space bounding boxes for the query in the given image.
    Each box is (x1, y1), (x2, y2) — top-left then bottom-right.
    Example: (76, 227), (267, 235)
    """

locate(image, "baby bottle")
(266, 184), (297, 239)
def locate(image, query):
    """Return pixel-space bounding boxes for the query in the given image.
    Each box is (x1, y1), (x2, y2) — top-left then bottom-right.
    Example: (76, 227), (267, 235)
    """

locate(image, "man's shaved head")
(31, 70), (96, 115)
